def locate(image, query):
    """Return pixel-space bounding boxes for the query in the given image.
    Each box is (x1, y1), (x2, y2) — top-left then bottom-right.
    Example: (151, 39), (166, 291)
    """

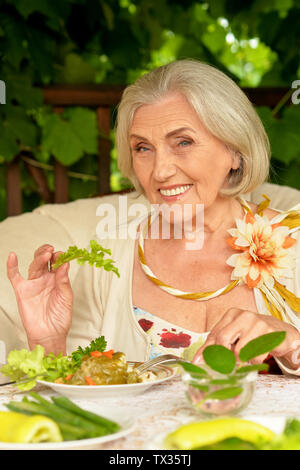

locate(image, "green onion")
(51, 395), (120, 433)
(5, 393), (120, 441)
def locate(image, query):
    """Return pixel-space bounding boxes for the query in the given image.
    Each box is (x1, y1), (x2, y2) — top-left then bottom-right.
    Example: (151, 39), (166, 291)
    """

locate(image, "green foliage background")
(0, 0), (300, 220)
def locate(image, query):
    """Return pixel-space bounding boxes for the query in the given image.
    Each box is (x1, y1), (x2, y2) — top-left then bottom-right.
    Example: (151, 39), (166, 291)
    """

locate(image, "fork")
(134, 354), (190, 375)
(0, 374), (48, 387)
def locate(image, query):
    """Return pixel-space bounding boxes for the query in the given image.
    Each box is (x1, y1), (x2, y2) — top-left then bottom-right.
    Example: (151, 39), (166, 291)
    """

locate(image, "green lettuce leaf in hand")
(51, 240), (120, 277)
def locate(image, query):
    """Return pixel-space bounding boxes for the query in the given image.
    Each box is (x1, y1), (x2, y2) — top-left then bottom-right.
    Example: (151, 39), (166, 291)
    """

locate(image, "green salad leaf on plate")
(1, 336), (107, 391)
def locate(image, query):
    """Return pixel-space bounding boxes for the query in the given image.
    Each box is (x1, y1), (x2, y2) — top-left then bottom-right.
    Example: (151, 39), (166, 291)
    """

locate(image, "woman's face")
(130, 92), (238, 223)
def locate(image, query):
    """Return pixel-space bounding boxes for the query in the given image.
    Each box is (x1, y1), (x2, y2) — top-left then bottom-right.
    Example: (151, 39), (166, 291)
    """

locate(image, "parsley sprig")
(71, 336), (107, 368)
(51, 240), (120, 277)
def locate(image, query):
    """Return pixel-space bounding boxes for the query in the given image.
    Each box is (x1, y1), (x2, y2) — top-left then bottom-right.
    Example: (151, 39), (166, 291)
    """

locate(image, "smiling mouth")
(159, 184), (192, 197)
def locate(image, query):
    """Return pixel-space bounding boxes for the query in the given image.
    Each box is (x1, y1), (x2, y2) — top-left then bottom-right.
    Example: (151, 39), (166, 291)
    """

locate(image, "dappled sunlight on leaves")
(0, 0), (299, 218)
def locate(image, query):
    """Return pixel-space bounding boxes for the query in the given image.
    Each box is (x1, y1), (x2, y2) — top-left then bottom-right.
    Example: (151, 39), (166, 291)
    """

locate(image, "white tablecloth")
(1, 374), (300, 450)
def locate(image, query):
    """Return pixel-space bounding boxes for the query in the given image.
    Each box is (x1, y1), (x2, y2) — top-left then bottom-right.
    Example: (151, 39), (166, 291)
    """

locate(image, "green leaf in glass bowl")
(203, 345), (236, 374)
(236, 363), (269, 374)
(238, 332), (286, 363)
(189, 383), (210, 392)
(180, 362), (208, 376)
(208, 377), (239, 386)
(204, 386), (243, 401)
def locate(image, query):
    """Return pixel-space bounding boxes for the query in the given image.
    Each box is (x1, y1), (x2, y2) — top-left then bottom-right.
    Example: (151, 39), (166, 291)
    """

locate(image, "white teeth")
(160, 185), (191, 196)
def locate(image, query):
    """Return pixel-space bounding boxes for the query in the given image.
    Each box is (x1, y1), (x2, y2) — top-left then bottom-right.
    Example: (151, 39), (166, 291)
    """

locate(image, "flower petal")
(282, 236), (296, 249)
(249, 264), (260, 280)
(226, 237), (238, 250)
(235, 236), (250, 247)
(246, 212), (256, 224)
(226, 253), (241, 267)
(246, 272), (261, 288)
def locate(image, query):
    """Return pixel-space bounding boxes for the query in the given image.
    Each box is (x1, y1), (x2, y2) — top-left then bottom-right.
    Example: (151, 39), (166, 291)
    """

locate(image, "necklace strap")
(138, 213), (241, 301)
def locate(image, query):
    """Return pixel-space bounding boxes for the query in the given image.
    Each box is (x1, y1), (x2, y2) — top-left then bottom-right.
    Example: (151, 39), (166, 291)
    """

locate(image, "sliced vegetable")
(102, 349), (114, 359)
(85, 376), (96, 385)
(0, 411), (62, 443)
(89, 349), (114, 359)
(199, 437), (257, 450)
(164, 418), (275, 450)
(168, 418), (300, 450)
(90, 351), (102, 357)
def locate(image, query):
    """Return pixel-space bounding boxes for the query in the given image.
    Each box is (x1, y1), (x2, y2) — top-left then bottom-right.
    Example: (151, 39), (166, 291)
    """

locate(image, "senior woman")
(6, 59), (300, 375)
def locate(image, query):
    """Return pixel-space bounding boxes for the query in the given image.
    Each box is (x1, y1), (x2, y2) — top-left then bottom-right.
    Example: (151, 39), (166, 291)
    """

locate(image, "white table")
(1, 374), (300, 450)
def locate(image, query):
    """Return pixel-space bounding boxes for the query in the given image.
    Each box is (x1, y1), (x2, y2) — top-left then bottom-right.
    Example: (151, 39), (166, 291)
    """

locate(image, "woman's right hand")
(7, 244), (73, 355)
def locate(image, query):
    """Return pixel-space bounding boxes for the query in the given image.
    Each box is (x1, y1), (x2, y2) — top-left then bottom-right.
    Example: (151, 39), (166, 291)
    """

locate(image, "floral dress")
(133, 305), (209, 363)
(133, 306), (282, 374)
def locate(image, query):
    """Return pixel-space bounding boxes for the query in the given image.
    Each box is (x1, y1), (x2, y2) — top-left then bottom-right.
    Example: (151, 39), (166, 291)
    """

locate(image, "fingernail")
(193, 355), (203, 365)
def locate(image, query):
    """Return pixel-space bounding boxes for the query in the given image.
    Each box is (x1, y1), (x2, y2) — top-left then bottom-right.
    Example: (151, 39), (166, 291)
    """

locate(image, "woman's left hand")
(193, 308), (300, 369)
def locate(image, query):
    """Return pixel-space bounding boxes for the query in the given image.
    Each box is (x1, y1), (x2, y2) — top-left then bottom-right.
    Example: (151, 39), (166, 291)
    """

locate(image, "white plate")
(37, 364), (176, 399)
(0, 403), (135, 450)
(147, 414), (295, 450)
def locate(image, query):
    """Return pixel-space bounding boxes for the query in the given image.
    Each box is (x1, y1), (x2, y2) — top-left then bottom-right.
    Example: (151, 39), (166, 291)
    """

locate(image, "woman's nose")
(152, 150), (177, 181)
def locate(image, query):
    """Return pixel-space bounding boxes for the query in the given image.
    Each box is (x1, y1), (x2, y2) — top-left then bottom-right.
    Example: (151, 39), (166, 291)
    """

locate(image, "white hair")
(116, 59), (270, 197)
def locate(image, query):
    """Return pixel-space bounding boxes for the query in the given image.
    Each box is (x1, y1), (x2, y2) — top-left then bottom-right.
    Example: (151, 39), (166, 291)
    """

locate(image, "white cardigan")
(0, 185), (299, 368)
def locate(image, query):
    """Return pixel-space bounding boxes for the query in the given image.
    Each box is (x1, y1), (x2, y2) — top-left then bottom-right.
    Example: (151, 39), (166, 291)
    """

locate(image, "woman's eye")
(178, 140), (192, 147)
(134, 146), (150, 153)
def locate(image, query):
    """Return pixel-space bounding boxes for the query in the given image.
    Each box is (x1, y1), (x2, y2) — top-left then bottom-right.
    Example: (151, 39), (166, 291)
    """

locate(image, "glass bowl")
(182, 369), (257, 417)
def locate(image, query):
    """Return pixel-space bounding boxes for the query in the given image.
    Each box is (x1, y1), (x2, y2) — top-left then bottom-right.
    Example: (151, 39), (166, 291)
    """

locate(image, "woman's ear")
(232, 151), (241, 170)
(225, 145), (241, 171)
